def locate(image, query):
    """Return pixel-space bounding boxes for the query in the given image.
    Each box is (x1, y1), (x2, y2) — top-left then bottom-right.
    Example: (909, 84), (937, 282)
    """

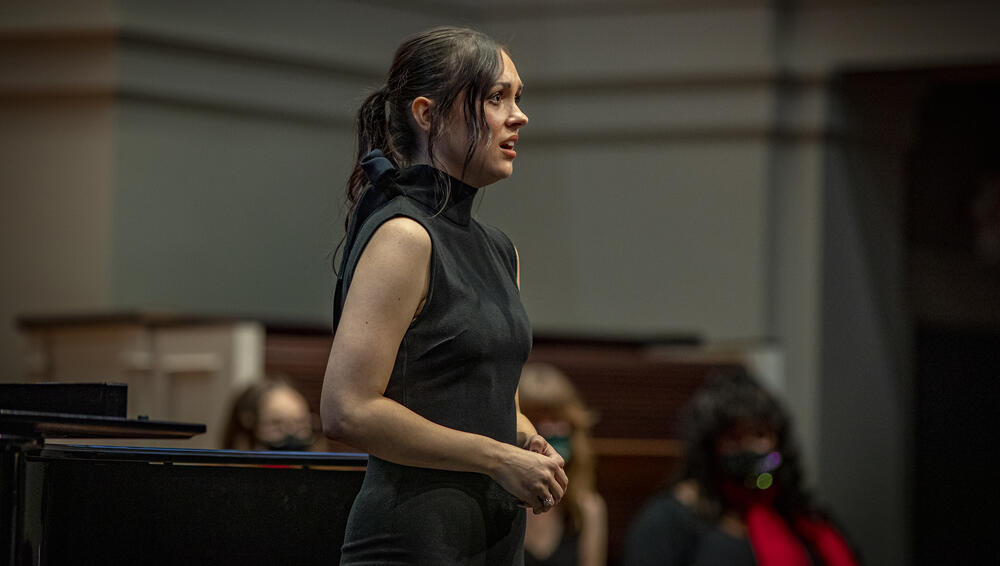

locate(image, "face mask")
(721, 450), (782, 485)
(545, 434), (572, 463)
(718, 450), (782, 509)
(263, 433), (313, 452)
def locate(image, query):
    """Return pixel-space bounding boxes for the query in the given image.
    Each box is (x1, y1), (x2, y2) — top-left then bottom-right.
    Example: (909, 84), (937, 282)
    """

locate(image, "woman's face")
(715, 422), (777, 457)
(255, 386), (312, 449)
(439, 50), (528, 188)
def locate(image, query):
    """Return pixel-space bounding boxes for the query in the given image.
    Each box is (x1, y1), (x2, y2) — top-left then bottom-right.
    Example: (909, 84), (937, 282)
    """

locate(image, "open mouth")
(499, 140), (517, 157)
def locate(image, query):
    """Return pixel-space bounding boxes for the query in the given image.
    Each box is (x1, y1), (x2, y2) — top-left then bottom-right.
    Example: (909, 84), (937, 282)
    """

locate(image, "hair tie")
(360, 149), (396, 186)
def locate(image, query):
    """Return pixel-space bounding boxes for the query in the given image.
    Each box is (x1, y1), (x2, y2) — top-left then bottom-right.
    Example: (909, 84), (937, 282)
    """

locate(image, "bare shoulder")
(339, 216), (432, 337)
(348, 216), (431, 302)
(367, 216), (431, 253)
(353, 217), (431, 278)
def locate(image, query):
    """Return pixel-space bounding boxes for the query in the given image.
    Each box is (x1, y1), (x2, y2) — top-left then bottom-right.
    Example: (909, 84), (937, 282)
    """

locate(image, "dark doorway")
(914, 324), (1000, 564)
(905, 73), (1000, 565)
(827, 64), (1000, 565)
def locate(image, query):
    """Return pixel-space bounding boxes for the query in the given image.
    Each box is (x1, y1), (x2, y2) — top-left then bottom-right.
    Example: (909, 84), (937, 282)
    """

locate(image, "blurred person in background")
(623, 371), (859, 566)
(519, 363), (607, 566)
(223, 375), (321, 451)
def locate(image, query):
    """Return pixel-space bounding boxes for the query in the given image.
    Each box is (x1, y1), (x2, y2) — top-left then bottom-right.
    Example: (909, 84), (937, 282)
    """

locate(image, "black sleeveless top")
(337, 154), (533, 565)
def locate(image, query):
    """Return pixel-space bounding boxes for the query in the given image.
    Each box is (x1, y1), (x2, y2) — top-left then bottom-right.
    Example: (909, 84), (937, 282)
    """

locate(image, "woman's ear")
(411, 96), (434, 133)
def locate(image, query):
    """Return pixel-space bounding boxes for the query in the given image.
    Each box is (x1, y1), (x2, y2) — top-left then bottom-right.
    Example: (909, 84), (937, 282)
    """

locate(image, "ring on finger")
(542, 496), (555, 507)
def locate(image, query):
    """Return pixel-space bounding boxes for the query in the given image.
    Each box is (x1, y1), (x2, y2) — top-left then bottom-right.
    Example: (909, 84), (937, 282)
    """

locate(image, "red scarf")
(745, 503), (858, 566)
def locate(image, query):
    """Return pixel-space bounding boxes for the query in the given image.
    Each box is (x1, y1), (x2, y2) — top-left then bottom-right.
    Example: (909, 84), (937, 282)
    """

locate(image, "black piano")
(1, 384), (366, 566)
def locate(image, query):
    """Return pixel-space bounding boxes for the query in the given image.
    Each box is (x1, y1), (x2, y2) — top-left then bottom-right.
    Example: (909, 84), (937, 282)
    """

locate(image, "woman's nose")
(509, 104), (528, 127)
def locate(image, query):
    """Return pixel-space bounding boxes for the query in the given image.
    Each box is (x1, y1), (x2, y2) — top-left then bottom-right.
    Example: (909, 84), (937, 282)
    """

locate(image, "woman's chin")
(491, 165), (515, 184)
(463, 162), (514, 187)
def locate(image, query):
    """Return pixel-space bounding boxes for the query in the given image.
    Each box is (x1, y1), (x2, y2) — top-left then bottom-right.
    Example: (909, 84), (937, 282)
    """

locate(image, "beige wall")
(0, 98), (115, 385)
(1, 1), (119, 380)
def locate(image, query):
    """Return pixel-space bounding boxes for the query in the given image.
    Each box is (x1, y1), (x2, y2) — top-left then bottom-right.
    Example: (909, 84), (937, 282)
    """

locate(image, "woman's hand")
(522, 433), (566, 468)
(491, 443), (568, 514)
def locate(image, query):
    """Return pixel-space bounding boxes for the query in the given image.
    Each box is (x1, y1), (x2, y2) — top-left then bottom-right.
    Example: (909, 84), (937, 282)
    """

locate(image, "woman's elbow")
(319, 394), (355, 442)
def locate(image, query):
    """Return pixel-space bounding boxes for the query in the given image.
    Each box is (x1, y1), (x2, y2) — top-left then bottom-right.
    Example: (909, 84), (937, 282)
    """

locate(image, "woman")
(222, 375), (319, 452)
(623, 371), (859, 566)
(320, 27), (567, 565)
(518, 363), (608, 566)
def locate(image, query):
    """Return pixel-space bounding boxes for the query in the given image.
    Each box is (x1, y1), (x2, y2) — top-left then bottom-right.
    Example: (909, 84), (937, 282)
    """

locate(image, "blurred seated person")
(223, 376), (324, 451)
(623, 371), (858, 566)
(518, 363), (607, 566)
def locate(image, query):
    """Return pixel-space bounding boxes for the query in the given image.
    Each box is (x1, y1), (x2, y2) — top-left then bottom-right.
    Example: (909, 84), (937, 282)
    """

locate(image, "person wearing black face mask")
(518, 363), (608, 566)
(262, 430), (314, 452)
(222, 376), (321, 452)
(623, 371), (859, 566)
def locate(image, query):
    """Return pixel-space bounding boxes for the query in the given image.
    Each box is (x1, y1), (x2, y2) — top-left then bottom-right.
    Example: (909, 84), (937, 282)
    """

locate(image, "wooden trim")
(526, 126), (831, 146)
(16, 311), (256, 330)
(0, 26), (381, 82)
(116, 88), (353, 129)
(0, 28), (117, 43)
(528, 71), (828, 94)
(0, 89), (115, 103)
(117, 28), (382, 83)
(357, 0), (774, 20)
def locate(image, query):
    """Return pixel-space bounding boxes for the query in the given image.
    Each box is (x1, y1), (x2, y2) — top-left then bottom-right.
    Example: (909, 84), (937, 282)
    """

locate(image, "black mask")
(720, 450), (782, 485)
(263, 433), (313, 452)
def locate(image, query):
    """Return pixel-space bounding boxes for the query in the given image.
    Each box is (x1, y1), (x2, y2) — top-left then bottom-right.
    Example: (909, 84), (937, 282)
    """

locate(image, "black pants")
(340, 457), (526, 565)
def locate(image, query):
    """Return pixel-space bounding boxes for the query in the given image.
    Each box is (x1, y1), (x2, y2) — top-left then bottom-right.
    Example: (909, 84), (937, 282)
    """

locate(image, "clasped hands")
(511, 434), (569, 515)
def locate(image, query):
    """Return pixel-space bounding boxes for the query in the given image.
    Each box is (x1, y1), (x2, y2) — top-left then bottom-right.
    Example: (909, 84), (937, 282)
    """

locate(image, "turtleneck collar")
(394, 165), (479, 226)
(360, 149), (479, 226)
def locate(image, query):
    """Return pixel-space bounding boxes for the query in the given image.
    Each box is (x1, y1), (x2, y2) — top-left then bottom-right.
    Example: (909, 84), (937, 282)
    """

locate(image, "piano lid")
(0, 409), (205, 440)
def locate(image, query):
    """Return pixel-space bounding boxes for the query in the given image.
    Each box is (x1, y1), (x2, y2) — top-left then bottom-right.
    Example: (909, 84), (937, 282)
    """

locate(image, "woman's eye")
(488, 92), (502, 104)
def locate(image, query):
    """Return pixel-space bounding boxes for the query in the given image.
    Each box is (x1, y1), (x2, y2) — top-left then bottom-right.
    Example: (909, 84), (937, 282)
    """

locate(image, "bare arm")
(321, 218), (566, 509)
(516, 395), (538, 449)
(578, 492), (608, 566)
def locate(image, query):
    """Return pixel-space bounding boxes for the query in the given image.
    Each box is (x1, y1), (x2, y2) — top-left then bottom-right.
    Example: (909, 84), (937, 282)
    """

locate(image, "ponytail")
(346, 86), (391, 227)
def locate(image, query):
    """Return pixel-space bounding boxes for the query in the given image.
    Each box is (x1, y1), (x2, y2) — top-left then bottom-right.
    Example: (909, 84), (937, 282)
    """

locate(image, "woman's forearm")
(516, 411), (538, 448)
(324, 390), (567, 512)
(323, 393), (510, 476)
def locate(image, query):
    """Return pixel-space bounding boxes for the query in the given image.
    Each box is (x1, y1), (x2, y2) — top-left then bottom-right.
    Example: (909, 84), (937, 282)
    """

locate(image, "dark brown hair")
(345, 26), (506, 227)
(675, 370), (814, 521)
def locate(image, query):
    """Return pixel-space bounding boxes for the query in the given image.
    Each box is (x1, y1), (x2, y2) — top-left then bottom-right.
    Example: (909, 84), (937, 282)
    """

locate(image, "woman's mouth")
(499, 140), (517, 158)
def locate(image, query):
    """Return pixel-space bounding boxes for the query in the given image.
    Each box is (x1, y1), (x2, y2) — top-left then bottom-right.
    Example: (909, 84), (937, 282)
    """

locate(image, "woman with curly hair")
(623, 371), (859, 566)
